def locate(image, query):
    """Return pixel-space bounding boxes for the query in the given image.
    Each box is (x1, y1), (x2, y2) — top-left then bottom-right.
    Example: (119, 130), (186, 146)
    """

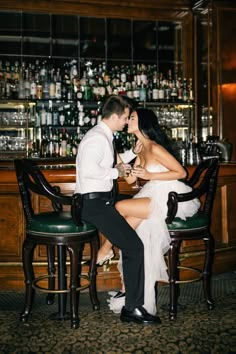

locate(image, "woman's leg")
(116, 197), (151, 229)
(102, 197), (152, 292)
(98, 197), (151, 263)
(97, 238), (113, 264)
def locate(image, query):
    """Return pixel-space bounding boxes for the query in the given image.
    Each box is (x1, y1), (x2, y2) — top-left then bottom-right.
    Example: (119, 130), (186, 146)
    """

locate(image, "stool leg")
(203, 233), (215, 310)
(89, 233), (100, 310)
(20, 238), (36, 322)
(68, 245), (80, 329)
(46, 245), (55, 305)
(57, 245), (68, 318)
(168, 240), (180, 321)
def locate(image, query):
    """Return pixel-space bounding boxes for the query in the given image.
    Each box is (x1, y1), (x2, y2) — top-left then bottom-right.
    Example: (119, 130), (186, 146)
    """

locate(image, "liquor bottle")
(118, 65), (126, 95)
(71, 62), (79, 99)
(90, 109), (97, 126)
(36, 73), (43, 100)
(64, 104), (71, 126)
(70, 104), (76, 126)
(58, 106), (65, 126)
(71, 134), (78, 157)
(55, 69), (62, 100)
(60, 129), (67, 157)
(104, 72), (112, 96)
(48, 127), (54, 157)
(18, 63), (25, 99)
(165, 71), (172, 102)
(0, 61), (5, 99)
(139, 83), (147, 102)
(126, 81), (134, 99)
(98, 76), (106, 99)
(40, 104), (47, 126)
(40, 129), (49, 158)
(170, 79), (178, 102)
(70, 60), (78, 82)
(41, 61), (50, 99)
(140, 64), (147, 87)
(177, 77), (183, 101)
(35, 107), (41, 128)
(152, 73), (159, 102)
(61, 62), (70, 101)
(78, 105), (85, 127)
(47, 100), (53, 126)
(65, 131), (71, 157)
(49, 68), (56, 99)
(30, 69), (37, 100)
(24, 68), (30, 98)
(188, 78), (194, 101)
(53, 129), (60, 157)
(136, 64), (141, 88)
(182, 78), (188, 102)
(83, 108), (91, 127)
(11, 62), (19, 99)
(158, 74), (165, 101)
(76, 79), (83, 100)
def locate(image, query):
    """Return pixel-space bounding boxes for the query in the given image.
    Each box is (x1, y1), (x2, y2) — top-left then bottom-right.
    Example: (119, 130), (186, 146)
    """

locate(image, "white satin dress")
(107, 163), (201, 315)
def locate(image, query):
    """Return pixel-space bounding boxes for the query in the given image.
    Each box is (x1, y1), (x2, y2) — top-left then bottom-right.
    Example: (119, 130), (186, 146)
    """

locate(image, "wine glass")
(131, 164), (143, 190)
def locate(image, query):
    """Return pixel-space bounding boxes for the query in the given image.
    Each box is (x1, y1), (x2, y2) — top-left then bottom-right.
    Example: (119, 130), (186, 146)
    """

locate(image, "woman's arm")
(132, 145), (186, 181)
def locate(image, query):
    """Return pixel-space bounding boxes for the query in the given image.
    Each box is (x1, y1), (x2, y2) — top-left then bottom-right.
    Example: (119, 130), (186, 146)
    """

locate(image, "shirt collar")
(98, 120), (114, 141)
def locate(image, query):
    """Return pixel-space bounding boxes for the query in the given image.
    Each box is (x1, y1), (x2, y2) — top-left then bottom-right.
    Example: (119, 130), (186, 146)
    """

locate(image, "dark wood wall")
(0, 0), (191, 19)
(212, 1), (236, 161)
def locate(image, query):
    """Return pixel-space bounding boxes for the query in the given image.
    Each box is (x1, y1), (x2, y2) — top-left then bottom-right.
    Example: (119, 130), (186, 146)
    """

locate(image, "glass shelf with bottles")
(0, 59), (194, 104)
(0, 101), (35, 158)
(0, 58), (196, 159)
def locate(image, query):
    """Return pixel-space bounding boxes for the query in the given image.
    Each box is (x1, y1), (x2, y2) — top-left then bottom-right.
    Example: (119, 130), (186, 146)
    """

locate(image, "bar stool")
(164, 158), (219, 320)
(14, 158), (100, 329)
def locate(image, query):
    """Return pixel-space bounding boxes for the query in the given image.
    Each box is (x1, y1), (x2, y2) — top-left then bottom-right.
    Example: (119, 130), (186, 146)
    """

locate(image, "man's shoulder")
(82, 125), (109, 145)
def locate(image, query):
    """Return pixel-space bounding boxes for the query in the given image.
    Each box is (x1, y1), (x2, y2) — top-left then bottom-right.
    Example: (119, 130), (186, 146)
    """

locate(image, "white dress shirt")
(75, 121), (136, 194)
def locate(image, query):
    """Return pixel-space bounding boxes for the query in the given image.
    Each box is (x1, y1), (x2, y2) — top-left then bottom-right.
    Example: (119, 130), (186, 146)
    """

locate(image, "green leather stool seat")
(167, 212), (208, 231)
(14, 158), (100, 329)
(27, 211), (96, 235)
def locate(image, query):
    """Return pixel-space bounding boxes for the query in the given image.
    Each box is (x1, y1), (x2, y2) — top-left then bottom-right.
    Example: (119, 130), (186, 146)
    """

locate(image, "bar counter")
(0, 159), (236, 291)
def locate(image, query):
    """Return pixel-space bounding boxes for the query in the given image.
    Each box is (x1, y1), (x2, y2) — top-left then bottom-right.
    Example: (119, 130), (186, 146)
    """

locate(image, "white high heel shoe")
(96, 249), (115, 266)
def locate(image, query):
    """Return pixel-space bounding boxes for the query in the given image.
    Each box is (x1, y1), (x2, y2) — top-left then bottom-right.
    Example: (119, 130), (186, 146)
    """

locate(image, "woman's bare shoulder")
(150, 142), (166, 155)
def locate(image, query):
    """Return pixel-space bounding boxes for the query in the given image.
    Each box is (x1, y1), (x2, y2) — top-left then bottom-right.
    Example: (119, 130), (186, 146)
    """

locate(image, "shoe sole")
(120, 316), (161, 325)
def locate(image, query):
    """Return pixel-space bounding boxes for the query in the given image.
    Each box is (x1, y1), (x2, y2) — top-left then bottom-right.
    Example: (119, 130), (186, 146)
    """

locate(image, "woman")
(97, 107), (200, 315)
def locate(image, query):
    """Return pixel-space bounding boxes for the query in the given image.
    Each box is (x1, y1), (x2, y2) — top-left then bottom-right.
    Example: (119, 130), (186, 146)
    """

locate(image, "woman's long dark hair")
(136, 108), (176, 156)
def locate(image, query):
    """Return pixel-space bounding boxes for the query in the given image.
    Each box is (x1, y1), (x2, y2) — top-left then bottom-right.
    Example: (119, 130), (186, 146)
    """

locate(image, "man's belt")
(82, 191), (113, 200)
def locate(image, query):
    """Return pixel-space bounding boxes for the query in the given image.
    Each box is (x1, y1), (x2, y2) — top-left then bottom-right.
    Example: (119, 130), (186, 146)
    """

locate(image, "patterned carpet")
(0, 272), (235, 354)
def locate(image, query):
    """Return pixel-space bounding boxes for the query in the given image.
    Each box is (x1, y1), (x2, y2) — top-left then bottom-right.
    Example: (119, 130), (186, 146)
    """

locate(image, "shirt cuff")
(120, 149), (136, 163)
(111, 168), (119, 179)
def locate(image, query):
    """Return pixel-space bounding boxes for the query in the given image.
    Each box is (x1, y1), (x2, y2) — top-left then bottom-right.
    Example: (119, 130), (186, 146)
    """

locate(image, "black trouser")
(81, 196), (144, 311)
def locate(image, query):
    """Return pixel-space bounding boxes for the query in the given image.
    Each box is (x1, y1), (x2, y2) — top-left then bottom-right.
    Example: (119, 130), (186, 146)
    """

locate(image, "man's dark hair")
(101, 95), (131, 119)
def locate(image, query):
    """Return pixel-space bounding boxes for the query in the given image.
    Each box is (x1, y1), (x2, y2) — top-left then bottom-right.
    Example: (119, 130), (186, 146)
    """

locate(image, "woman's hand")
(132, 140), (143, 154)
(131, 166), (150, 180)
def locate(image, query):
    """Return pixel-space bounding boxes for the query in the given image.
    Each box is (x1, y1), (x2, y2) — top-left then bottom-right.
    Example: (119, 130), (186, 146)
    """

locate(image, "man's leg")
(81, 198), (144, 310)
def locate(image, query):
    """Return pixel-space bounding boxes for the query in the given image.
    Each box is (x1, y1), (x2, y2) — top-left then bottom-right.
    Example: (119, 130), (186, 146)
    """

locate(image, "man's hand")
(115, 163), (132, 177)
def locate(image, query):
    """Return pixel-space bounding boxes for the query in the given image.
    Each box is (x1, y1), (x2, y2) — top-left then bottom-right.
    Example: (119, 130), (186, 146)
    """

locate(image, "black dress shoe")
(113, 291), (126, 299)
(120, 306), (161, 325)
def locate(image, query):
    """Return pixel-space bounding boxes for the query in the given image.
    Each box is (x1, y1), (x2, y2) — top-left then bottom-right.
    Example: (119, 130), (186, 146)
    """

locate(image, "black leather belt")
(82, 191), (113, 200)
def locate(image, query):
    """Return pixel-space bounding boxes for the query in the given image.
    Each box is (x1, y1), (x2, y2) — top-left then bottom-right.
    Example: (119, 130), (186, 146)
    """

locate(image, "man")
(75, 95), (161, 324)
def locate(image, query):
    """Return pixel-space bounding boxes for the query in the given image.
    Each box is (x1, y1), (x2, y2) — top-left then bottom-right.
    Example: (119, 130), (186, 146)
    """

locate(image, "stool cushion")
(27, 211), (96, 235)
(167, 212), (208, 231)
